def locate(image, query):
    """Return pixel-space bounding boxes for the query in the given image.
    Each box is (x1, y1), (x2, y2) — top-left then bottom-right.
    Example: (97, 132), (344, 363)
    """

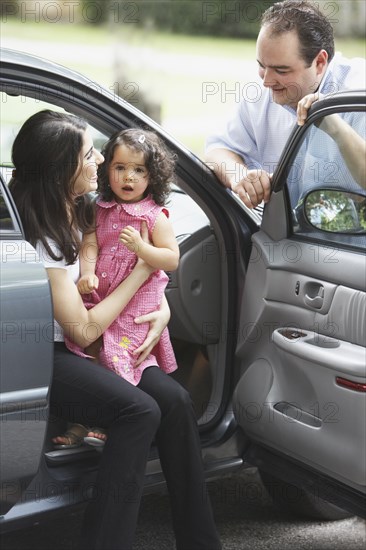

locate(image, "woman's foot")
(52, 423), (89, 449)
(84, 427), (107, 447)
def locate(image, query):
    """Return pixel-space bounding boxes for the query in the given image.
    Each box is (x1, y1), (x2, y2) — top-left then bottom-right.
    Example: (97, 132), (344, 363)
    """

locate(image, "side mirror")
(300, 189), (366, 234)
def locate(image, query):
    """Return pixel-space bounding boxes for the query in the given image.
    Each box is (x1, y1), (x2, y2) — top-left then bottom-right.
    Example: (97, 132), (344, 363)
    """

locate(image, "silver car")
(0, 48), (365, 532)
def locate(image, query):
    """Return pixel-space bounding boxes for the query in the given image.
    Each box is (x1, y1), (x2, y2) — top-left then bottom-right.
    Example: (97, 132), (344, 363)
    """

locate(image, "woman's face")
(72, 128), (104, 197)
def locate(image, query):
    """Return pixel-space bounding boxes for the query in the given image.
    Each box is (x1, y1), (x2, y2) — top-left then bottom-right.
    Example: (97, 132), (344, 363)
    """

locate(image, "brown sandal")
(53, 423), (89, 449)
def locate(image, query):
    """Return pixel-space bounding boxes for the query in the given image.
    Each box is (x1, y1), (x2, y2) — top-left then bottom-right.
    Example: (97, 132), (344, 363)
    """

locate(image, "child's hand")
(119, 225), (144, 254)
(77, 274), (99, 294)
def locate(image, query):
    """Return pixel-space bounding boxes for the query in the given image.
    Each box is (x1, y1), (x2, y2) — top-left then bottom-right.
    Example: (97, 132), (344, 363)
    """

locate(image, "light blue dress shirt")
(205, 53), (366, 173)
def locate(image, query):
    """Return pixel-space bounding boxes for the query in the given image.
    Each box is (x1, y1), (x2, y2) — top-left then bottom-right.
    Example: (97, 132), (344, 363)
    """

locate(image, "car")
(0, 47), (365, 533)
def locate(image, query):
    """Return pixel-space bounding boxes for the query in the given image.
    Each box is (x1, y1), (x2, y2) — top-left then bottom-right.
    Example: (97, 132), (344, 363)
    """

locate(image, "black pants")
(52, 343), (221, 550)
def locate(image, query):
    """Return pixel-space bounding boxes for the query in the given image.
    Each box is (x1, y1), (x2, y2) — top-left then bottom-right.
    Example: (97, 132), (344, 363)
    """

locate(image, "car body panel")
(0, 181), (53, 515)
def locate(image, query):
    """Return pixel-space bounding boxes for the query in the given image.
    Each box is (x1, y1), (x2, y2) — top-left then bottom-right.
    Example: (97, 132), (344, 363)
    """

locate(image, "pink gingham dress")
(66, 195), (177, 385)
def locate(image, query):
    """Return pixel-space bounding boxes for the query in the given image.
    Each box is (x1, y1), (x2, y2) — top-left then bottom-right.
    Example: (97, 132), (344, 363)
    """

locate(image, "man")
(205, 0), (365, 208)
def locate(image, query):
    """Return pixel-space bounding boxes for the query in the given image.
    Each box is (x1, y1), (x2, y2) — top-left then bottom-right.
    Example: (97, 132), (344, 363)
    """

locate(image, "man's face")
(256, 27), (327, 109)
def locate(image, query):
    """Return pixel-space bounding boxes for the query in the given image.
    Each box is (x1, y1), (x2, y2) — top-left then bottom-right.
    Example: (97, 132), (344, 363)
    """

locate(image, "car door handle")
(304, 282), (324, 309)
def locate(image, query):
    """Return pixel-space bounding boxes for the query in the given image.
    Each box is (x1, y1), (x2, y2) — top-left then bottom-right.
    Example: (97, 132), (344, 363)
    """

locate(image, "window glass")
(0, 187), (16, 232)
(287, 110), (366, 249)
(0, 92), (208, 240)
(0, 93), (107, 180)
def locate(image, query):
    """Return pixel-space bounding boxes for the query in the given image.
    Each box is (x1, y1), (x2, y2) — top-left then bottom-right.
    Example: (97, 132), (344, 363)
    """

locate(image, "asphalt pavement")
(1, 468), (365, 550)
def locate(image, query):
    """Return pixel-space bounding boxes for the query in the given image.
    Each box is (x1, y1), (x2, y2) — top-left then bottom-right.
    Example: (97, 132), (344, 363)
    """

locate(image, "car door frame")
(0, 48), (258, 454)
(0, 176), (54, 516)
(233, 91), (366, 518)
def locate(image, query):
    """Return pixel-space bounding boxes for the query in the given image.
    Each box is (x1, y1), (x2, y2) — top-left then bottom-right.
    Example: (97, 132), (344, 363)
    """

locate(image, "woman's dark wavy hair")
(261, 0), (335, 65)
(98, 128), (177, 206)
(9, 109), (94, 265)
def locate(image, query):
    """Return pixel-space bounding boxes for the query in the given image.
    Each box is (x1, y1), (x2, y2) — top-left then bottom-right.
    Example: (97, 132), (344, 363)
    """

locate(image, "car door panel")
(167, 229), (221, 344)
(164, 185), (221, 345)
(234, 96), (366, 499)
(234, 213), (366, 492)
(263, 269), (337, 314)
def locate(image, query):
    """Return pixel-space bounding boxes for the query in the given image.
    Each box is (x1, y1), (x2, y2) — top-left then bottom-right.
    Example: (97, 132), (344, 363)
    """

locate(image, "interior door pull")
(304, 284), (324, 309)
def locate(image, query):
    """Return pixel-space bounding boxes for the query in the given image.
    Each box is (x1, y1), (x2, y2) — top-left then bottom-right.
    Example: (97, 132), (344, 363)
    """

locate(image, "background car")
(0, 48), (365, 532)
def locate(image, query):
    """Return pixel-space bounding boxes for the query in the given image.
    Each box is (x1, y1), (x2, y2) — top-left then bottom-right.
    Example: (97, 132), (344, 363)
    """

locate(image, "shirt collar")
(96, 195), (154, 214)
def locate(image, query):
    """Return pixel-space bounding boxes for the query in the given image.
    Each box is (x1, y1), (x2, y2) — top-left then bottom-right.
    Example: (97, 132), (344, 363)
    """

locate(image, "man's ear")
(315, 49), (328, 75)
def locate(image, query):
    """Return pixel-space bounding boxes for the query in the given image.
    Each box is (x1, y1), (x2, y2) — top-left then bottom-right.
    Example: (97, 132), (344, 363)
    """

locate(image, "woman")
(10, 110), (221, 550)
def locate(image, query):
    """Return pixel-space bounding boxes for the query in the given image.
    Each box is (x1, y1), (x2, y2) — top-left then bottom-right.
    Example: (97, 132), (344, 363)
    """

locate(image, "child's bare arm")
(78, 231), (99, 294)
(120, 214), (179, 271)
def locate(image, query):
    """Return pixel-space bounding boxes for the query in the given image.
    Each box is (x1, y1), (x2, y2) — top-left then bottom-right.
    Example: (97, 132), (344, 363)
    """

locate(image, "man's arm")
(318, 116), (366, 189)
(297, 93), (366, 189)
(205, 148), (272, 208)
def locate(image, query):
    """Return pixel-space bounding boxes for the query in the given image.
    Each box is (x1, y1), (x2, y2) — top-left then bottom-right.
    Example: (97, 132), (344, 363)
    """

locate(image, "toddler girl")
(66, 129), (179, 387)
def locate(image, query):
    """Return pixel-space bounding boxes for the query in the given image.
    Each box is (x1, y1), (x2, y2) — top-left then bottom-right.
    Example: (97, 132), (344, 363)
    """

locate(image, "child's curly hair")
(98, 128), (177, 206)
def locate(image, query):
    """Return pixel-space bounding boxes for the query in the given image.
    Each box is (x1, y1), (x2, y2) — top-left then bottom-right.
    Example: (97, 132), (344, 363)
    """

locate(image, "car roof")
(0, 47), (94, 86)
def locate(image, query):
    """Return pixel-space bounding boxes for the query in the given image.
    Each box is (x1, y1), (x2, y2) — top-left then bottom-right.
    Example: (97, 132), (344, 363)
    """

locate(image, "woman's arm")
(47, 259), (154, 349)
(120, 214), (180, 271)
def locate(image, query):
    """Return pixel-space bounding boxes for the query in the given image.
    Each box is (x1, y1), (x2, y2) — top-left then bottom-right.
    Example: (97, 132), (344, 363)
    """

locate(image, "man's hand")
(297, 92), (322, 126)
(297, 92), (347, 138)
(232, 169), (272, 208)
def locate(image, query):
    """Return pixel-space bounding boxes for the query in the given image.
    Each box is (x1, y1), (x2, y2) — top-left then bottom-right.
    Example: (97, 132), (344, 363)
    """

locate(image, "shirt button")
(110, 246), (116, 252)
(112, 223), (118, 229)
(101, 272), (107, 278)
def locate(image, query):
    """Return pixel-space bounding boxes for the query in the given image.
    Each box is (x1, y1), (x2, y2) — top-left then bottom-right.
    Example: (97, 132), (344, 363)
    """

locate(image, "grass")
(1, 19), (365, 156)
(2, 20), (364, 56)
(1, 16), (363, 55)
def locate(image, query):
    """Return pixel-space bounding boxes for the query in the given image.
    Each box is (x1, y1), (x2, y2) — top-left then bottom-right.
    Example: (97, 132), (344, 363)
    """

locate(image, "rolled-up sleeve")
(205, 100), (259, 167)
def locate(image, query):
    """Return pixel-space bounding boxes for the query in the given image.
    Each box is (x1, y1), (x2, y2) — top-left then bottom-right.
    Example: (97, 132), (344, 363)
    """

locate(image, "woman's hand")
(133, 295), (170, 366)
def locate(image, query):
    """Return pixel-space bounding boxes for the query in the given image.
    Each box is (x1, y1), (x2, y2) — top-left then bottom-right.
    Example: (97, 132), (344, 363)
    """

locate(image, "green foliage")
(88, 0), (274, 36)
(133, 0), (269, 37)
(81, 0), (110, 25)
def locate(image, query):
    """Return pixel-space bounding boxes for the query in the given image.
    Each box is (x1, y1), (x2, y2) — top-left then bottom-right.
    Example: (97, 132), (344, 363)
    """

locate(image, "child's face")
(108, 144), (149, 203)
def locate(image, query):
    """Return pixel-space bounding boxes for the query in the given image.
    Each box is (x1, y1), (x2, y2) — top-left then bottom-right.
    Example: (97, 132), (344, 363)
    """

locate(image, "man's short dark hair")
(261, 0), (335, 65)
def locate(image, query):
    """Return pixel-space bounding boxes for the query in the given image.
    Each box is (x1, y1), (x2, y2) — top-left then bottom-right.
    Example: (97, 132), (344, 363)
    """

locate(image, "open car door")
(233, 91), (366, 518)
(0, 178), (54, 516)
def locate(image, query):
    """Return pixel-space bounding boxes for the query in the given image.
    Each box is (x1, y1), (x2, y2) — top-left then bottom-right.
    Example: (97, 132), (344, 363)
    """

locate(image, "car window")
(287, 109), (366, 249)
(0, 93), (107, 177)
(0, 94), (205, 241)
(0, 186), (16, 232)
